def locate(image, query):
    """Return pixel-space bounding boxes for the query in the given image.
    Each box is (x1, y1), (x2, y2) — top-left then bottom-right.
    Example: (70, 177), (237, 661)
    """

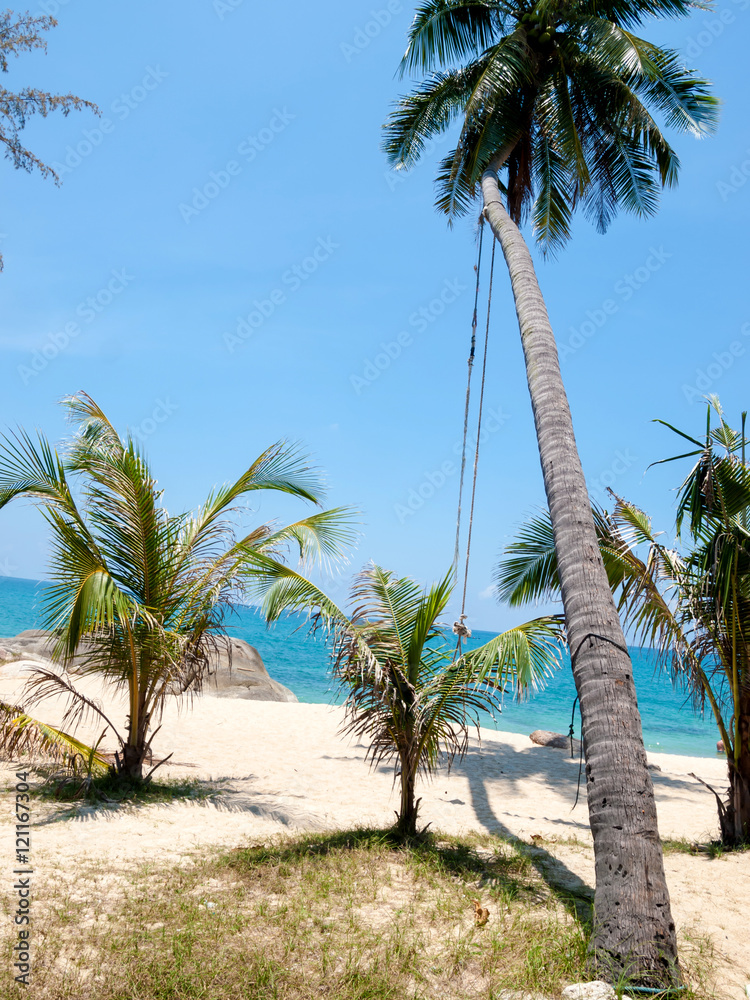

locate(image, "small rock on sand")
(530, 730), (581, 753)
(562, 983), (617, 1000)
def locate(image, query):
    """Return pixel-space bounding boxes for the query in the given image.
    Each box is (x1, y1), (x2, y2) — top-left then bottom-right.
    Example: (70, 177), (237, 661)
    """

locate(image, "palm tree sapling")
(0, 393), (356, 782)
(249, 558), (564, 837)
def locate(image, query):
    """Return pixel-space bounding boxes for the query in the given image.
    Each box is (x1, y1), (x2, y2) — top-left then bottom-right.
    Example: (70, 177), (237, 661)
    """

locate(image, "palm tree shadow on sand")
(454, 739), (726, 924)
(31, 774), (331, 831)
(453, 746), (595, 924)
(454, 744), (728, 924)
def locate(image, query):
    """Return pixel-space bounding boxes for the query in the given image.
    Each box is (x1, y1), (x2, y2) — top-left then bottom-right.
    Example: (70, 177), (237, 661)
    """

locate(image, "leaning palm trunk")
(725, 693), (750, 844)
(481, 169), (678, 984)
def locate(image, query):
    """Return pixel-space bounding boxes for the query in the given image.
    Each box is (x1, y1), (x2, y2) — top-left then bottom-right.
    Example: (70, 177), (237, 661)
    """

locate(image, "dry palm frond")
(0, 700), (109, 774)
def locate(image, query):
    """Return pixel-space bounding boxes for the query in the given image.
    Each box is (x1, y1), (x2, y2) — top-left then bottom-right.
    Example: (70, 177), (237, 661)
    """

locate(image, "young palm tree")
(248, 558), (563, 837)
(0, 393), (356, 782)
(383, 0), (718, 982)
(497, 399), (750, 845)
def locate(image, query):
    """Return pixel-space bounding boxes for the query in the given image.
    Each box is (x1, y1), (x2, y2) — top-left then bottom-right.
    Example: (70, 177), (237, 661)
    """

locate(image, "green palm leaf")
(462, 615), (565, 695)
(399, 0), (498, 76)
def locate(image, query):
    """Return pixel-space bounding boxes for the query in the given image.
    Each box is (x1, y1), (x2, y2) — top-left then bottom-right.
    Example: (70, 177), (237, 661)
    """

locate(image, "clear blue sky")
(1, 0), (748, 631)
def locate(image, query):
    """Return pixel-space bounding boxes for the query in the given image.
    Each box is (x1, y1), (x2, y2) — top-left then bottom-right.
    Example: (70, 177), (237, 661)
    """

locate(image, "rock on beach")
(204, 636), (297, 702)
(0, 629), (297, 703)
(529, 729), (582, 753)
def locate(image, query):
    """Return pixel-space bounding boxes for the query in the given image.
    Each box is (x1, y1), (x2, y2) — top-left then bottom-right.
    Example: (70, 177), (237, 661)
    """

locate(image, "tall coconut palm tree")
(0, 393), (356, 782)
(246, 558), (563, 837)
(383, 0), (717, 983)
(497, 398), (750, 845)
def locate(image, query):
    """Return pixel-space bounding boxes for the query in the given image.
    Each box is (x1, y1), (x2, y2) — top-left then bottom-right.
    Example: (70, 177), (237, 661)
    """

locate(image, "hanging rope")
(568, 695), (579, 758)
(454, 233), (497, 657)
(568, 694), (586, 811)
(453, 220), (485, 573)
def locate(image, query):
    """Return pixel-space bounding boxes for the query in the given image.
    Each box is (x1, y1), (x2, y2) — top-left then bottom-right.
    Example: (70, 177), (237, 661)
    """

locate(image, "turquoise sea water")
(0, 575), (721, 758)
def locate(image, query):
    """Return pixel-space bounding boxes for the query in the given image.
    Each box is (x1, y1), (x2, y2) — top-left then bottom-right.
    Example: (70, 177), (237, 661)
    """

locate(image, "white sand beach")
(1, 662), (748, 996)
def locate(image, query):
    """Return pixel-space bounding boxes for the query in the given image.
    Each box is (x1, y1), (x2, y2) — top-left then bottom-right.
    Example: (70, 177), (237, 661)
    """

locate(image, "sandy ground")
(1, 660), (748, 997)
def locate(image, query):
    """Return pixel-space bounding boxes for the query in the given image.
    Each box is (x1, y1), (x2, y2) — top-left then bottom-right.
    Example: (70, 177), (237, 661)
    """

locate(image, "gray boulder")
(203, 636), (297, 702)
(0, 630), (298, 703)
(530, 729), (582, 753)
(0, 630), (99, 677)
(0, 629), (66, 662)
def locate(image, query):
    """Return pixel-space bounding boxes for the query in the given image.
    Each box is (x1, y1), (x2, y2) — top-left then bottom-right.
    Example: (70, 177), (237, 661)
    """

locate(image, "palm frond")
(531, 128), (573, 253)
(0, 700), (110, 773)
(0, 428), (75, 512)
(384, 64), (487, 170)
(406, 569), (454, 673)
(22, 667), (124, 745)
(63, 391), (124, 465)
(399, 0), (498, 77)
(462, 615), (565, 696)
(254, 507), (361, 566)
(244, 554), (384, 677)
(495, 509), (559, 605)
(632, 45), (719, 137)
(204, 441), (325, 511)
(582, 0), (709, 29)
(45, 567), (141, 662)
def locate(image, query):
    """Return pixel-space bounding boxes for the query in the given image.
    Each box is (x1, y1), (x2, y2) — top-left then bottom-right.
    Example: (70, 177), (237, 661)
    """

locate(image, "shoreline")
(263, 691), (725, 762)
(0, 654), (727, 763)
(0, 597), (724, 759)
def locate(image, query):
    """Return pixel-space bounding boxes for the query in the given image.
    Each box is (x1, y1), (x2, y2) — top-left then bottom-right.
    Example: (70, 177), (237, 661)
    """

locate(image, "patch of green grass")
(661, 838), (702, 855)
(0, 827), (723, 1000)
(661, 837), (750, 858)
